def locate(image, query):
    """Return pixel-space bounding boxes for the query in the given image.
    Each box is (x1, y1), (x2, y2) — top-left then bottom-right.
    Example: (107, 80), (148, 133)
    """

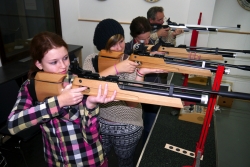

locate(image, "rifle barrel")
(160, 84), (250, 100)
(169, 24), (240, 31)
(186, 49), (236, 58)
(118, 82), (250, 102)
(163, 56), (250, 72)
(187, 46), (250, 54)
(119, 84), (207, 104)
(162, 59), (219, 73)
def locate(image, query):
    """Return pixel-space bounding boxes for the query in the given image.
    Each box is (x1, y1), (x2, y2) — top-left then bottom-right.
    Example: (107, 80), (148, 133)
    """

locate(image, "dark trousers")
(142, 103), (160, 144)
(141, 73), (168, 144)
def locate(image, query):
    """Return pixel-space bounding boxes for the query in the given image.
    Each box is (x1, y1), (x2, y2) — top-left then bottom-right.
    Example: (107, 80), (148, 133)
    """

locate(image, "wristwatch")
(237, 0), (250, 11)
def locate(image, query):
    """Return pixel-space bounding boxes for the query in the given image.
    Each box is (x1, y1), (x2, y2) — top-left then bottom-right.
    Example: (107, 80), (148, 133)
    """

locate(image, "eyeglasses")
(156, 16), (166, 23)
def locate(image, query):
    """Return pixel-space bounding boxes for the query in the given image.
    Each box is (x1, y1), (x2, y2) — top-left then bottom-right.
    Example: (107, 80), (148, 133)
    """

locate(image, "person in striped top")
(7, 31), (116, 167)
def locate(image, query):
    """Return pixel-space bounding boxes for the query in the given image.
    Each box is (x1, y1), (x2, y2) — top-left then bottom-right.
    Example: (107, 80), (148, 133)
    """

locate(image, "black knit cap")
(93, 18), (124, 51)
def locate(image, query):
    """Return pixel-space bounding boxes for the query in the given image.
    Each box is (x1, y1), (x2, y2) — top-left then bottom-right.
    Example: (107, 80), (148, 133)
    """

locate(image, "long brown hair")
(28, 31), (68, 79)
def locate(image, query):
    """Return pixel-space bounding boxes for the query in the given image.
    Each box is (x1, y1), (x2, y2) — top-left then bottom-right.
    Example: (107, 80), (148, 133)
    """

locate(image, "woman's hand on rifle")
(189, 52), (201, 60)
(116, 58), (138, 73)
(86, 84), (117, 109)
(135, 68), (167, 82)
(139, 68), (167, 75)
(57, 84), (88, 107)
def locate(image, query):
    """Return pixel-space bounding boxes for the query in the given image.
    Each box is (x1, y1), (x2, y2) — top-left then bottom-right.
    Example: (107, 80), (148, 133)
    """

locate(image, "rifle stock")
(34, 72), (65, 102)
(129, 54), (212, 77)
(98, 50), (123, 72)
(72, 76), (183, 108)
(97, 50), (212, 76)
(34, 72), (184, 108)
(147, 45), (224, 60)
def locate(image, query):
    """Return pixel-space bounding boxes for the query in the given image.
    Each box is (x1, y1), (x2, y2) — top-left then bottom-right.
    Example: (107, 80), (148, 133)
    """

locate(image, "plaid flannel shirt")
(8, 72), (104, 167)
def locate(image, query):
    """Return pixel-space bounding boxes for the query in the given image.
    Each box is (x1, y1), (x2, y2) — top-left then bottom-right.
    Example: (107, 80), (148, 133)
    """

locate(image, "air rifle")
(160, 56), (250, 73)
(167, 18), (241, 32)
(33, 59), (250, 108)
(131, 42), (250, 74)
(98, 49), (212, 77)
(151, 18), (189, 32)
(151, 18), (241, 33)
(33, 59), (182, 108)
(178, 45), (250, 58)
(151, 39), (250, 59)
(150, 24), (171, 31)
(147, 38), (233, 60)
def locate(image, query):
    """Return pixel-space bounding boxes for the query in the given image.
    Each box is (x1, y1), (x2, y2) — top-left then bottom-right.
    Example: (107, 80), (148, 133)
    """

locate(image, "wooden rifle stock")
(97, 50), (212, 76)
(129, 54), (212, 77)
(34, 72), (183, 108)
(98, 50), (123, 72)
(147, 45), (224, 61)
(34, 72), (65, 102)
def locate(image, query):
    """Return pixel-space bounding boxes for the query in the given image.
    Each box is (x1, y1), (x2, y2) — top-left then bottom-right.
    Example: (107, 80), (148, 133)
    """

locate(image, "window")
(0, 0), (62, 66)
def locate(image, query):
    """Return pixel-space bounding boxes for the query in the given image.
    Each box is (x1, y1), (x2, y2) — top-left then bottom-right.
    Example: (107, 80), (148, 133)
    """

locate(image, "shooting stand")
(183, 65), (225, 167)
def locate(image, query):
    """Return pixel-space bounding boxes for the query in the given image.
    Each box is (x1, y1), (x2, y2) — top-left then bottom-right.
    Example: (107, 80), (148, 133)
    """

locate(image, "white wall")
(60, 0), (216, 61)
(207, 0), (250, 93)
(208, 0), (250, 54)
(60, 1), (81, 45)
(76, 0), (191, 58)
(185, 0), (216, 46)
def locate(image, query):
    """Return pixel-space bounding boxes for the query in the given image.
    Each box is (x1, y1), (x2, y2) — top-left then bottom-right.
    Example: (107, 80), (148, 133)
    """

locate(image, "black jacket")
(124, 39), (167, 84)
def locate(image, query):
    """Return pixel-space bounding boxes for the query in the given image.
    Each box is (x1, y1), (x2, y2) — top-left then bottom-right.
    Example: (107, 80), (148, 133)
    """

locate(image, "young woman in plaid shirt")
(7, 31), (116, 167)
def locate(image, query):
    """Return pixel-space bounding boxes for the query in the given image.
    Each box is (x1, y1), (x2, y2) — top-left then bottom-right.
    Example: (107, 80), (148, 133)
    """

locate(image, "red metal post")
(190, 13), (202, 47)
(183, 65), (225, 167)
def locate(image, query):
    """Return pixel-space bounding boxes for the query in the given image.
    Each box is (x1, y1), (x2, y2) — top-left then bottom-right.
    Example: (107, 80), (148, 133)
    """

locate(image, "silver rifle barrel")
(168, 24), (240, 31)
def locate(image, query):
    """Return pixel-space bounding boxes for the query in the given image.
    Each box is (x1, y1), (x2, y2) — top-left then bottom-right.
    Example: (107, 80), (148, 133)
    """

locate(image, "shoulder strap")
(28, 78), (38, 105)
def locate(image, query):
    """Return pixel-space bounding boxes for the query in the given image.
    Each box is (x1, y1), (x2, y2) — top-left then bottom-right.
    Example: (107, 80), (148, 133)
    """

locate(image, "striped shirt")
(8, 72), (104, 167)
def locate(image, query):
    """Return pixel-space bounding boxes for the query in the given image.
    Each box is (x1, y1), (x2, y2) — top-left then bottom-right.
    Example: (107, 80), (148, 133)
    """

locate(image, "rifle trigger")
(136, 61), (141, 66)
